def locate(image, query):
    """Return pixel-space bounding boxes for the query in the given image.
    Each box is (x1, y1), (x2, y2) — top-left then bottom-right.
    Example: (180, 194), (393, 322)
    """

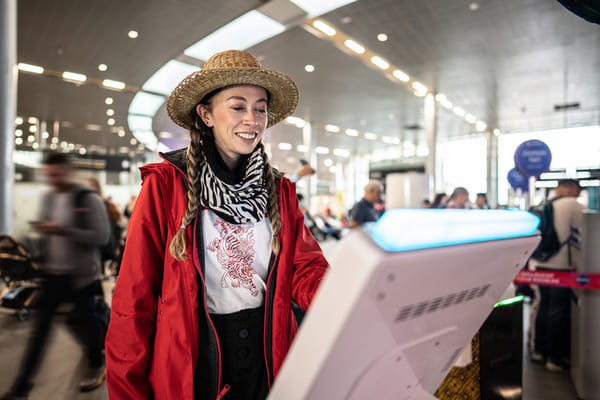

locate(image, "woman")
(105, 50), (328, 399)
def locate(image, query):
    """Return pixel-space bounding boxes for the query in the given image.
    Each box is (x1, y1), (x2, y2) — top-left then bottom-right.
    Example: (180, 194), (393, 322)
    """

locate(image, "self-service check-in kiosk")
(268, 209), (540, 400)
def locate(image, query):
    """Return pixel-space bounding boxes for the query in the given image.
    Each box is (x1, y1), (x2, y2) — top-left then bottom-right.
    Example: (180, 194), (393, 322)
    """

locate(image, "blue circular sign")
(507, 168), (529, 191)
(576, 274), (590, 286)
(514, 139), (552, 177)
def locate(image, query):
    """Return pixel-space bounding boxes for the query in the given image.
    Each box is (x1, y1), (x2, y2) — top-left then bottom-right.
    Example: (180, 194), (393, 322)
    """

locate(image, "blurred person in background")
(349, 181), (383, 228)
(431, 192), (448, 209)
(85, 177), (124, 274)
(105, 50), (328, 400)
(445, 187), (471, 209)
(475, 192), (490, 209)
(530, 179), (584, 371)
(2, 152), (109, 400)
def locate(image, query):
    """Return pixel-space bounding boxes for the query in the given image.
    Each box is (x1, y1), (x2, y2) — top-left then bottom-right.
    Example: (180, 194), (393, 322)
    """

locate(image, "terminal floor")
(0, 242), (579, 399)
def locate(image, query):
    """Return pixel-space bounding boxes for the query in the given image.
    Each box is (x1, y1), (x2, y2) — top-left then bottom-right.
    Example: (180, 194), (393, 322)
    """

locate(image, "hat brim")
(167, 67), (299, 130)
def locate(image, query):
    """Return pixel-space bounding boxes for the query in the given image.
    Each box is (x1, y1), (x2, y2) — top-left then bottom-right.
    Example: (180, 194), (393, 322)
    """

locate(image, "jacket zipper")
(216, 384), (230, 400)
(263, 251), (279, 388)
(193, 211), (223, 400)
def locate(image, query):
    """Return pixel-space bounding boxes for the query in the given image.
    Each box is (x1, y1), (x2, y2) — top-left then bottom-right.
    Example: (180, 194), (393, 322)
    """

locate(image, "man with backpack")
(2, 152), (109, 399)
(529, 179), (584, 372)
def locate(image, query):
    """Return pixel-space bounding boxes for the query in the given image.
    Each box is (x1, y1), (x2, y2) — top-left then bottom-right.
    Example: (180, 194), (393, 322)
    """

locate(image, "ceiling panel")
(14, 0), (600, 171)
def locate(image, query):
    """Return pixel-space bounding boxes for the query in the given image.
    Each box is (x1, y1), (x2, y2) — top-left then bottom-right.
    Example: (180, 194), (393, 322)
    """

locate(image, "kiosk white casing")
(268, 209), (540, 400)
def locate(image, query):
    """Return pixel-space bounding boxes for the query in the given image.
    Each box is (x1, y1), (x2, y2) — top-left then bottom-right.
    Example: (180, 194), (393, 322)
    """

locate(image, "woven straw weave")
(167, 50), (299, 129)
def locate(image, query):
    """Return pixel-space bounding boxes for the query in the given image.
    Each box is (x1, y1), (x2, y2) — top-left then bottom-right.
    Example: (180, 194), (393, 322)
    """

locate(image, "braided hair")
(169, 90), (282, 260)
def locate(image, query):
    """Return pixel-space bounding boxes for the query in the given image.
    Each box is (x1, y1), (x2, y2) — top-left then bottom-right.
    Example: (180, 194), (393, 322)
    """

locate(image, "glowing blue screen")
(364, 209), (540, 252)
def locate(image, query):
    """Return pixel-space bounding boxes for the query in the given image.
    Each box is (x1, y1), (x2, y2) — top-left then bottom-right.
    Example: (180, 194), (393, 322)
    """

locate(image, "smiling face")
(197, 84), (268, 171)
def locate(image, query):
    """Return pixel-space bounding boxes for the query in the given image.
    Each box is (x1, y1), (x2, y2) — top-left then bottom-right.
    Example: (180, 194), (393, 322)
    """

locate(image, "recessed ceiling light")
(333, 148), (350, 157)
(98, 64), (108, 72)
(27, 135), (35, 142)
(41, 131), (49, 139)
(130, 138), (137, 145)
(18, 63), (44, 74)
(324, 158), (333, 167)
(62, 71), (87, 83)
(118, 130), (126, 137)
(469, 2), (479, 11)
(102, 79), (126, 90)
(29, 125), (37, 133)
(493, 129), (501, 136)
(15, 137), (23, 145)
(128, 30), (138, 39)
(278, 142), (293, 150)
(28, 117), (38, 124)
(345, 128), (359, 137)
(286, 116), (306, 128)
(304, 64), (315, 72)
(364, 132), (377, 140)
(15, 117), (23, 125)
(105, 97), (113, 105)
(107, 118), (115, 126)
(344, 39), (365, 54)
(377, 33), (388, 42)
(312, 20), (336, 36)
(315, 146), (330, 154)
(325, 124), (340, 133)
(475, 121), (487, 131)
(106, 109), (115, 116)
(465, 114), (477, 124)
(341, 16), (352, 24)
(453, 107), (465, 117)
(15, 129), (22, 137)
(370, 56), (389, 70)
(79, 148), (87, 155)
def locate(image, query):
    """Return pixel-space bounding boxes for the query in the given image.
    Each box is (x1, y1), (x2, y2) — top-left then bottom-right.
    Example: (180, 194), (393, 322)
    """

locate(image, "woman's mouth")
(236, 132), (257, 140)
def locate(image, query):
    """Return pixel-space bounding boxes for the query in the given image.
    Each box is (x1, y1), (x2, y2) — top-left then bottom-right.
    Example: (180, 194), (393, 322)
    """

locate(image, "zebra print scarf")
(198, 143), (268, 225)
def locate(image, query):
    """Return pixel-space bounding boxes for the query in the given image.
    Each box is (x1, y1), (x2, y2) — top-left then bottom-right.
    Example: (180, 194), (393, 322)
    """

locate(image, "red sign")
(513, 270), (600, 290)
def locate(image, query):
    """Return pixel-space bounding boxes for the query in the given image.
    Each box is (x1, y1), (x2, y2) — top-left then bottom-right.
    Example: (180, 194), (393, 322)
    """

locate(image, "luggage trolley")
(0, 234), (41, 320)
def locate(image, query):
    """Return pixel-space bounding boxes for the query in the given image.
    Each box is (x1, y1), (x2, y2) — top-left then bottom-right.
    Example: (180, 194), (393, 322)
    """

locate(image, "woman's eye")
(232, 107), (245, 112)
(256, 109), (267, 114)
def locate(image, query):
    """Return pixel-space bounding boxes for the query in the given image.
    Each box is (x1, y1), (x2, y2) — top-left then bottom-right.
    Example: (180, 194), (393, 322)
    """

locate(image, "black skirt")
(206, 306), (269, 400)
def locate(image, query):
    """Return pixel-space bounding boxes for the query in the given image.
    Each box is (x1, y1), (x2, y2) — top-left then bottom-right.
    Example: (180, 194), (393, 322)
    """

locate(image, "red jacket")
(105, 150), (328, 399)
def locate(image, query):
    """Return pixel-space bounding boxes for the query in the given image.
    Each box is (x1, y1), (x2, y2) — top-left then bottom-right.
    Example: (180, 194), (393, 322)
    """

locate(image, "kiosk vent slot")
(394, 284), (491, 322)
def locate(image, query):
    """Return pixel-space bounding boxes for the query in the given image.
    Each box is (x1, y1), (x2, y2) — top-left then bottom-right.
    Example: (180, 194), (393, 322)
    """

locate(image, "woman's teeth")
(237, 132), (256, 140)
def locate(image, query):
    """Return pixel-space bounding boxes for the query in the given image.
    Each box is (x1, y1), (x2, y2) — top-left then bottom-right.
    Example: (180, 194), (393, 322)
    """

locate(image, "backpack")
(529, 197), (567, 261)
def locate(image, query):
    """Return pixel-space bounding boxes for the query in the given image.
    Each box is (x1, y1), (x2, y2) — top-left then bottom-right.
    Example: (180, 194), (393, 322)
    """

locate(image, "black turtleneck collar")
(202, 134), (252, 185)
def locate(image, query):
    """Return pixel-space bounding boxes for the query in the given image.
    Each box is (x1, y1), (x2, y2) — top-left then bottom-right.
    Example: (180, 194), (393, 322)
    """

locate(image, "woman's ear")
(196, 104), (213, 127)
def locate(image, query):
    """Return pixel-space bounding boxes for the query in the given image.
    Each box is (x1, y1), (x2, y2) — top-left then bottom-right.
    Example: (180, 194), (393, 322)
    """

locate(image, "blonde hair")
(169, 101), (282, 260)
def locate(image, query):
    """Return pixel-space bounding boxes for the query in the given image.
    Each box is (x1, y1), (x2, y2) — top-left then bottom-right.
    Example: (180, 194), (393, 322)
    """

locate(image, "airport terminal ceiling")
(15, 0), (600, 179)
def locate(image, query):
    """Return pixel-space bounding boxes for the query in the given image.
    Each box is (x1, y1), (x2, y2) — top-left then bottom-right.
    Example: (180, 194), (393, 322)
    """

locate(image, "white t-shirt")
(202, 209), (272, 314)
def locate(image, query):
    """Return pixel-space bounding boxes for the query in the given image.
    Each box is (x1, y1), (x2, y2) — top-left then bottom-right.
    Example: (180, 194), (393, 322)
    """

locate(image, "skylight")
(289, 0), (358, 17)
(184, 11), (285, 61)
(142, 60), (198, 95)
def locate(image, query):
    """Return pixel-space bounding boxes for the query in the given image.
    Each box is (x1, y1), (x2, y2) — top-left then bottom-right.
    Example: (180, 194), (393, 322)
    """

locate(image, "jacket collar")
(160, 148), (188, 177)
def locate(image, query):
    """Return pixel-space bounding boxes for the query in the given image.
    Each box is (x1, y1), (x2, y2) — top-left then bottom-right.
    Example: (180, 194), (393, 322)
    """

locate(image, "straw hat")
(167, 50), (299, 129)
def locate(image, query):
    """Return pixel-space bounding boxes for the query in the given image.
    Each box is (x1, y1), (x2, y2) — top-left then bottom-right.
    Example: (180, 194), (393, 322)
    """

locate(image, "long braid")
(260, 143), (282, 254)
(169, 117), (206, 260)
